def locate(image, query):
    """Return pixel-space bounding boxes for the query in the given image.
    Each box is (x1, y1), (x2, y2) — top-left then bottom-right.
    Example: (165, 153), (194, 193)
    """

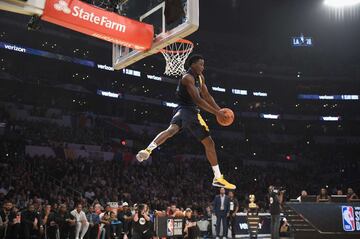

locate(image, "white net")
(160, 39), (194, 76)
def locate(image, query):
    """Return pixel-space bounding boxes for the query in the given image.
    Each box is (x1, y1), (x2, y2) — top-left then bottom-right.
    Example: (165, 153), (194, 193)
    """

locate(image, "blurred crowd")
(0, 71), (360, 239)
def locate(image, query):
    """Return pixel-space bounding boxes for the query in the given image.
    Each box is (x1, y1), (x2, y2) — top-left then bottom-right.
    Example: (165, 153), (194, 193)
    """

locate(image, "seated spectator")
(347, 188), (359, 202)
(71, 203), (89, 239)
(99, 209), (111, 239)
(117, 202), (132, 237)
(20, 203), (43, 239)
(296, 190), (308, 202)
(40, 205), (51, 237)
(0, 201), (18, 239)
(56, 204), (76, 239)
(316, 188), (331, 202)
(87, 206), (100, 239)
(336, 189), (343, 195)
(109, 211), (123, 238)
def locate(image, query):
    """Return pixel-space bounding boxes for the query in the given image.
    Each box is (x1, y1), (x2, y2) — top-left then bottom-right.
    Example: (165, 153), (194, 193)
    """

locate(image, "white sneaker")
(136, 149), (150, 162)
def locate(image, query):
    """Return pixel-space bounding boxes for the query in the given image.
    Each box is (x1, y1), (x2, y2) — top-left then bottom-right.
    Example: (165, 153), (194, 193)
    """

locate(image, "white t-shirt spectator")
(71, 209), (88, 223)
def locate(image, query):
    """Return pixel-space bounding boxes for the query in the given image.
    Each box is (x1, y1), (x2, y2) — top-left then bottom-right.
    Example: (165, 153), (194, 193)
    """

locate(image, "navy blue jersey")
(176, 69), (203, 108)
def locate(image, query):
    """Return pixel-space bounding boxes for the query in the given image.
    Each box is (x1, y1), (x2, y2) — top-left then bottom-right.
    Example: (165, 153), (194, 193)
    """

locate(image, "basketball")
(174, 210), (185, 218)
(217, 108), (235, 126)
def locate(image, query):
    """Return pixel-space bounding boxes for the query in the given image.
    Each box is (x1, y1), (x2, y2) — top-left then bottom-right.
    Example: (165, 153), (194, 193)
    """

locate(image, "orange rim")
(160, 39), (194, 54)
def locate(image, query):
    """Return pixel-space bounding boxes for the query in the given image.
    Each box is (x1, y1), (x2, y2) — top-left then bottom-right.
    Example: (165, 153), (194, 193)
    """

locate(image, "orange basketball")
(217, 108), (235, 126)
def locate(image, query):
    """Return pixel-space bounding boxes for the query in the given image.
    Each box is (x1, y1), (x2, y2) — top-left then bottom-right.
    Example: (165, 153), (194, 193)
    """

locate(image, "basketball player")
(136, 55), (236, 190)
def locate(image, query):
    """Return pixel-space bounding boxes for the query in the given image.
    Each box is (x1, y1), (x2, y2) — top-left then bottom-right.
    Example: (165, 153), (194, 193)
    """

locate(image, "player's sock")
(146, 141), (158, 153)
(212, 165), (222, 179)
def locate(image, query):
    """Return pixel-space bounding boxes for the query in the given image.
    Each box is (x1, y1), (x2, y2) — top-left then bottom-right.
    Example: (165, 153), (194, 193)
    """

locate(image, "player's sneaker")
(212, 175), (236, 190)
(136, 149), (151, 162)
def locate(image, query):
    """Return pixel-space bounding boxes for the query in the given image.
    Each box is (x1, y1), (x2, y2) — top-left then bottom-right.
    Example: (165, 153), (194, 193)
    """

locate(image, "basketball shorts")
(170, 106), (210, 141)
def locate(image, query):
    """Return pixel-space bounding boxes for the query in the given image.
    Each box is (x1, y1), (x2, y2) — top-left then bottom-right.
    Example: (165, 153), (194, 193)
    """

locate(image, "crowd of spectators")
(1, 71), (360, 239)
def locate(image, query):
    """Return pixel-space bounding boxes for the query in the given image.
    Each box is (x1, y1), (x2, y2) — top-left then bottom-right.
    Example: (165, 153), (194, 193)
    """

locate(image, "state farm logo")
(54, 0), (71, 14)
(51, 0), (126, 33)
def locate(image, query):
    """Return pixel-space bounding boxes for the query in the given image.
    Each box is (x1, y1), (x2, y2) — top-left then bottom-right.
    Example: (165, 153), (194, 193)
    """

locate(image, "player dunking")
(136, 55), (236, 190)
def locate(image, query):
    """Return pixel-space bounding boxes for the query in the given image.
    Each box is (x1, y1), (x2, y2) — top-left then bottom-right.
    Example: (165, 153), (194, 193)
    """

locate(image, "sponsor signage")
(298, 94), (359, 101)
(42, 0), (154, 50)
(232, 89), (248, 95)
(147, 75), (162, 81)
(342, 206), (360, 232)
(253, 92), (268, 97)
(261, 114), (280, 119)
(0, 41), (94, 67)
(321, 116), (340, 121)
(166, 218), (183, 236)
(212, 87), (226, 92)
(97, 90), (121, 98)
(163, 101), (178, 108)
(123, 68), (141, 77)
(292, 34), (313, 47)
(97, 64), (114, 71)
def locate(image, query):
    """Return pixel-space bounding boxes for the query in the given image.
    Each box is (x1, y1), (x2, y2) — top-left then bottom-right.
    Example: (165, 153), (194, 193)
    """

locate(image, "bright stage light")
(324, 0), (360, 7)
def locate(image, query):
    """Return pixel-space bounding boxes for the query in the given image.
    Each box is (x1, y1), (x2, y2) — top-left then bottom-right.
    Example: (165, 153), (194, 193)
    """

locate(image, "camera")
(273, 187), (286, 194)
(137, 204), (145, 215)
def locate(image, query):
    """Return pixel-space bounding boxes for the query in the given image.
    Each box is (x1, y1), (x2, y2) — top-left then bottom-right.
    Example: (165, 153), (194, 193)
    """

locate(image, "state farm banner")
(42, 0), (154, 50)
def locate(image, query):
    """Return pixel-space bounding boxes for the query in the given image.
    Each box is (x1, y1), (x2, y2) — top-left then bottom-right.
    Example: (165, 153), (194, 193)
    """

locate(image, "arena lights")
(212, 87), (226, 92)
(324, 0), (360, 7)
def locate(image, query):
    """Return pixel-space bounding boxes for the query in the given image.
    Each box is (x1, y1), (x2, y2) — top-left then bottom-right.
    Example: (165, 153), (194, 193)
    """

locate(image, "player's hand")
(216, 110), (227, 120)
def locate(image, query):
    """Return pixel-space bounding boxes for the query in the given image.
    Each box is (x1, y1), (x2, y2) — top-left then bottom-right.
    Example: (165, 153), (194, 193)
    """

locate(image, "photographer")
(132, 204), (153, 239)
(267, 185), (284, 239)
(228, 191), (239, 238)
(183, 208), (199, 239)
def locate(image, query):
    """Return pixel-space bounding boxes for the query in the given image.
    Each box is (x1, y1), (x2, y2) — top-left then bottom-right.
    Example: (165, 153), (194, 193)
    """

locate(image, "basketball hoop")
(160, 39), (194, 76)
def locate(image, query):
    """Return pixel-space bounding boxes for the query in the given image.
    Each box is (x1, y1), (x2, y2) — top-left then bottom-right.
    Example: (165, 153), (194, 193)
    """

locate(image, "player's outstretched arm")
(182, 75), (219, 115)
(199, 76), (221, 111)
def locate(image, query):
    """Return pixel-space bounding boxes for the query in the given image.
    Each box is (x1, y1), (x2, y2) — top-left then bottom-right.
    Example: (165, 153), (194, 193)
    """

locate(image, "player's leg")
(201, 136), (218, 166)
(136, 124), (180, 162)
(190, 113), (236, 189)
(201, 136), (236, 190)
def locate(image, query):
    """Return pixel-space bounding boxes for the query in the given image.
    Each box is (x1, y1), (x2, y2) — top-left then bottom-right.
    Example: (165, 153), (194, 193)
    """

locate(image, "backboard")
(0, 0), (45, 15)
(112, 0), (199, 70)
